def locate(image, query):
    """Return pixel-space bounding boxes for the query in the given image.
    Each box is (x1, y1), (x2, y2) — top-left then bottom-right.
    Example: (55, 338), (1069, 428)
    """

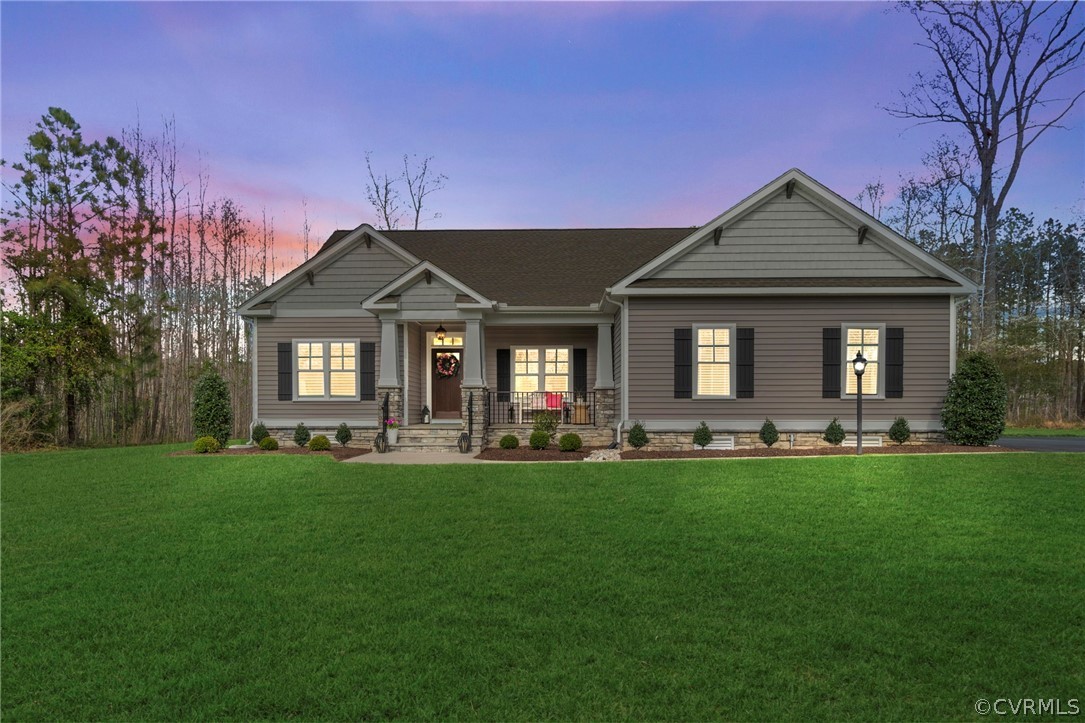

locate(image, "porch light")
(435, 324), (446, 341)
(853, 350), (867, 456)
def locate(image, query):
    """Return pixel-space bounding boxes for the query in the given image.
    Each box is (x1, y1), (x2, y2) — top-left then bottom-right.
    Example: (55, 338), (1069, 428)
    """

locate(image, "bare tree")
(855, 179), (886, 220)
(364, 151), (403, 230)
(886, 0), (1085, 341)
(402, 154), (448, 229)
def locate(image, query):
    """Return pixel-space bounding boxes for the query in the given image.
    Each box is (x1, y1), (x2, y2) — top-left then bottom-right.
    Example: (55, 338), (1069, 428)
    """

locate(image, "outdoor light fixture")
(421, 405), (431, 424)
(435, 324), (446, 341)
(853, 350), (867, 456)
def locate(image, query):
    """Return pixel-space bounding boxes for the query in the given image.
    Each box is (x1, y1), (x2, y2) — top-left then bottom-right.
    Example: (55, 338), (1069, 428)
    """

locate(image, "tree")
(193, 364), (232, 446)
(363, 152), (446, 230)
(887, 1), (1085, 341)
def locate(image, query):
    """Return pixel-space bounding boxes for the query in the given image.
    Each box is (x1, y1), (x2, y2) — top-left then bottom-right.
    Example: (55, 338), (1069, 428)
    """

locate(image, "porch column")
(595, 323), (615, 388)
(462, 319), (485, 387)
(377, 319), (400, 387)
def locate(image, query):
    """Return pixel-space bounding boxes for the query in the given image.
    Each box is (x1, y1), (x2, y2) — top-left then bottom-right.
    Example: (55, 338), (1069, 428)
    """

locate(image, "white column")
(595, 322), (615, 389)
(463, 319), (485, 387)
(378, 319), (400, 387)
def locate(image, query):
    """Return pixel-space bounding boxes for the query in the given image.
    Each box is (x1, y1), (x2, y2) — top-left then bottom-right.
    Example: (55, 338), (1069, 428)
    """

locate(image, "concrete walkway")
(995, 436), (1085, 453)
(345, 451), (504, 464)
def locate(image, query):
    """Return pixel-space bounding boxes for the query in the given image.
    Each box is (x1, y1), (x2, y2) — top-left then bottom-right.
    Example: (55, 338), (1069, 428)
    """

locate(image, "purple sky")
(3, 1), (1083, 262)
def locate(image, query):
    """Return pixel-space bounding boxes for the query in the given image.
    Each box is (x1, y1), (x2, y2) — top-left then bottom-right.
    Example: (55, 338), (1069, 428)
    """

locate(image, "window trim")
(692, 323), (737, 400)
(512, 346), (572, 394)
(292, 338), (362, 401)
(839, 323), (886, 400)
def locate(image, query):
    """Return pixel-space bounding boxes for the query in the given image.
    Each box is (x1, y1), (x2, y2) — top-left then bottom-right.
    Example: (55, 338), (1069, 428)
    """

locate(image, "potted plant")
(385, 417), (400, 444)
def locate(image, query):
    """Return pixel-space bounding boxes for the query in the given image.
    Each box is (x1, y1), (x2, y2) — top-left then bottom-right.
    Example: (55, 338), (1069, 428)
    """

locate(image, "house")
(237, 168), (977, 451)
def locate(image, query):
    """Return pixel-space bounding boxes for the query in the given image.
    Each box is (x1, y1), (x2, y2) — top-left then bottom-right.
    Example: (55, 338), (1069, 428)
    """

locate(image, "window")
(694, 325), (734, 398)
(295, 340), (359, 400)
(432, 336), (463, 347)
(513, 347), (569, 393)
(842, 325), (882, 396)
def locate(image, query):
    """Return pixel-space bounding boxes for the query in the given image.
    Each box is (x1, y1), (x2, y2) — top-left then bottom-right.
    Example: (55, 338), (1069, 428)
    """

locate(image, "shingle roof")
(629, 277), (959, 288)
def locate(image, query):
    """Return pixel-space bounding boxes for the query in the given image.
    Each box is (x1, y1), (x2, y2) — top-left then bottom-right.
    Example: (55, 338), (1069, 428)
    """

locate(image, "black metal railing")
(488, 391), (596, 426)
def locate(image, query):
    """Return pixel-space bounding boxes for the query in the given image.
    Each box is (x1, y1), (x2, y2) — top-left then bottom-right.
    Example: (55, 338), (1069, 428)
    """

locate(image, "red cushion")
(545, 392), (563, 409)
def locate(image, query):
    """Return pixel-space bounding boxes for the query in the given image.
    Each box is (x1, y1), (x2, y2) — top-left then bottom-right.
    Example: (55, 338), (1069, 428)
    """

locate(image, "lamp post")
(852, 350), (867, 456)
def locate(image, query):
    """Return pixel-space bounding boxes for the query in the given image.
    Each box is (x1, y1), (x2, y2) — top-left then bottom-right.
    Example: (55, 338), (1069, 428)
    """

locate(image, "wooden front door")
(431, 349), (462, 419)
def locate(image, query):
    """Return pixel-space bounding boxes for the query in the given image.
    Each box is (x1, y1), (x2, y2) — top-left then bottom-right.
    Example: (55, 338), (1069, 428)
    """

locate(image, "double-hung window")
(693, 325), (735, 398)
(842, 324), (883, 397)
(513, 347), (570, 393)
(295, 340), (360, 400)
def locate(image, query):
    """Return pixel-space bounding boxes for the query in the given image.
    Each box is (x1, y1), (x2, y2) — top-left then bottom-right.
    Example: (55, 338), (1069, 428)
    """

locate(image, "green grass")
(1002, 426), (1085, 437)
(3, 447), (1083, 721)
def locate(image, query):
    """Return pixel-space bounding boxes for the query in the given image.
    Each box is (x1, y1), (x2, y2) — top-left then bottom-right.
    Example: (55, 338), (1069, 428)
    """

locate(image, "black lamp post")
(852, 350), (867, 456)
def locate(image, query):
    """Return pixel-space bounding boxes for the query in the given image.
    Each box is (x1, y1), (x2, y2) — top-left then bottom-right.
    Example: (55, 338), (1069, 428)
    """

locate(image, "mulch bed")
(172, 446), (371, 461)
(621, 444), (1019, 460)
(476, 447), (606, 462)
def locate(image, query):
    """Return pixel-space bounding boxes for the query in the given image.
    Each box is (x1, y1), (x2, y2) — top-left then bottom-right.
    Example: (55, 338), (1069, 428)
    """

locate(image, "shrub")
(259, 436), (279, 451)
(251, 422), (269, 443)
(759, 418), (780, 447)
(889, 416), (911, 445)
(824, 417), (846, 446)
(309, 434), (331, 451)
(693, 421), (713, 449)
(193, 436), (220, 454)
(529, 430), (550, 450)
(335, 423), (353, 447)
(627, 421), (649, 449)
(293, 423), (311, 447)
(193, 365), (232, 447)
(941, 352), (1008, 446)
(558, 432), (583, 452)
(499, 434), (519, 449)
(533, 411), (559, 442)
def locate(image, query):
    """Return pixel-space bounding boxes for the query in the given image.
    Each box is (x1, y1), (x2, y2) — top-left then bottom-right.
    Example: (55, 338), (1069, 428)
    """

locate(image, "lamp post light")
(852, 350), (867, 456)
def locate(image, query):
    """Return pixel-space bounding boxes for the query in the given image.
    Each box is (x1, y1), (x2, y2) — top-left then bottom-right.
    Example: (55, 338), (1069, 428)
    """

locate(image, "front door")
(431, 349), (462, 419)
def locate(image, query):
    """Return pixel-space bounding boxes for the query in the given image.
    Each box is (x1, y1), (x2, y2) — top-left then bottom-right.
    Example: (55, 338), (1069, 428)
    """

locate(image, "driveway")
(996, 436), (1085, 453)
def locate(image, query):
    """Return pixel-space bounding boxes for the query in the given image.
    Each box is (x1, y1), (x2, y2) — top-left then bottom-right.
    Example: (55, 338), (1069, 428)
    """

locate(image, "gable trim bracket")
(857, 225), (869, 245)
(785, 179), (796, 199)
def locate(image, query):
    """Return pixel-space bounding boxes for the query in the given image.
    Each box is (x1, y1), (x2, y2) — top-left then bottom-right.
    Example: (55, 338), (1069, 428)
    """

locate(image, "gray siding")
(398, 277), (459, 311)
(256, 315), (381, 424)
(485, 326), (598, 391)
(627, 295), (951, 428)
(651, 190), (924, 279)
(275, 242), (411, 310)
(406, 322), (424, 425)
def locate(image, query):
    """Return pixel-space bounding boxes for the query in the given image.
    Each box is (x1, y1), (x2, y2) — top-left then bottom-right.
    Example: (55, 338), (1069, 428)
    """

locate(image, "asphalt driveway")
(996, 436), (1085, 453)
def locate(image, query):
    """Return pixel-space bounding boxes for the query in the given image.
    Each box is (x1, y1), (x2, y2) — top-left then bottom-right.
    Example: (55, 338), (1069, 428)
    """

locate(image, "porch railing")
(488, 391), (596, 426)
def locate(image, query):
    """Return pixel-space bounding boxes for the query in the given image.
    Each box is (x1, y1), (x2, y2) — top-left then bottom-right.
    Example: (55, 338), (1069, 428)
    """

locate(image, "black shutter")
(496, 348), (511, 402)
(359, 342), (376, 400)
(886, 327), (904, 398)
(674, 328), (692, 398)
(822, 328), (841, 398)
(736, 328), (755, 398)
(573, 348), (588, 395)
(277, 343), (292, 401)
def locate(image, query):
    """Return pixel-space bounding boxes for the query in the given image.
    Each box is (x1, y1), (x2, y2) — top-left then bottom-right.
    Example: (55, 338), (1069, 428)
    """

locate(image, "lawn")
(2, 447), (1083, 721)
(1002, 426), (1085, 437)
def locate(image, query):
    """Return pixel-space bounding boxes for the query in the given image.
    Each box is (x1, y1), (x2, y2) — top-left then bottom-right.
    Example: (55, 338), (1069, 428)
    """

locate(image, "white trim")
(495, 304), (601, 312)
(839, 323), (886, 400)
(362, 260), (495, 311)
(292, 338), (362, 401)
(425, 329), (467, 419)
(613, 285), (972, 297)
(483, 312), (616, 325)
(621, 301), (629, 427)
(274, 308), (377, 317)
(511, 346), (572, 394)
(692, 323), (737, 400)
(249, 319), (258, 439)
(950, 295), (968, 374)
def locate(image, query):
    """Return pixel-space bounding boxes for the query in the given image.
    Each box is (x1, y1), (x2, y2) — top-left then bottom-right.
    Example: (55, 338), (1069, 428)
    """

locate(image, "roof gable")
(362, 260), (493, 312)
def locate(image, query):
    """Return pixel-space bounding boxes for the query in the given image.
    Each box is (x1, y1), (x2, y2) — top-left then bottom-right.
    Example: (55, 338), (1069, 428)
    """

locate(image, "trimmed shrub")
(499, 434), (519, 449)
(558, 432), (583, 452)
(251, 422), (269, 443)
(759, 418), (780, 447)
(309, 434), (331, 451)
(193, 436), (220, 454)
(824, 417), (846, 446)
(889, 416), (911, 445)
(529, 430), (550, 450)
(259, 436), (279, 451)
(693, 421), (713, 449)
(335, 423), (353, 447)
(193, 365), (232, 447)
(941, 352), (1008, 446)
(627, 421), (649, 449)
(293, 423), (311, 447)
(533, 411), (559, 442)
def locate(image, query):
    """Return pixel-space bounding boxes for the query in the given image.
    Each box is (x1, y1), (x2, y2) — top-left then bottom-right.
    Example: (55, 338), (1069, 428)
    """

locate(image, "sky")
(3, 1), (1083, 264)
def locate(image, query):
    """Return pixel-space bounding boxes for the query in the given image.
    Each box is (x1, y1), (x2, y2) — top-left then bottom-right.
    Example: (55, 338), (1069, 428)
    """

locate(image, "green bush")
(889, 416), (911, 445)
(824, 417), (845, 446)
(251, 422), (269, 443)
(627, 421), (649, 449)
(533, 411), (559, 442)
(193, 436), (220, 454)
(693, 421), (713, 449)
(942, 352), (1008, 446)
(499, 434), (519, 449)
(335, 423), (353, 447)
(759, 418), (780, 447)
(309, 434), (331, 451)
(558, 432), (582, 452)
(529, 430), (550, 450)
(193, 365), (232, 447)
(293, 423), (311, 447)
(258, 436), (279, 451)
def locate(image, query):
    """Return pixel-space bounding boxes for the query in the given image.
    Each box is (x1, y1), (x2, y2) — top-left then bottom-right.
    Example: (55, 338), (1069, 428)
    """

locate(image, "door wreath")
(435, 353), (460, 378)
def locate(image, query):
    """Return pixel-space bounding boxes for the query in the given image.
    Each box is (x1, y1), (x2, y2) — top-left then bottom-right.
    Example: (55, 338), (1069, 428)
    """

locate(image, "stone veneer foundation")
(620, 429), (946, 451)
